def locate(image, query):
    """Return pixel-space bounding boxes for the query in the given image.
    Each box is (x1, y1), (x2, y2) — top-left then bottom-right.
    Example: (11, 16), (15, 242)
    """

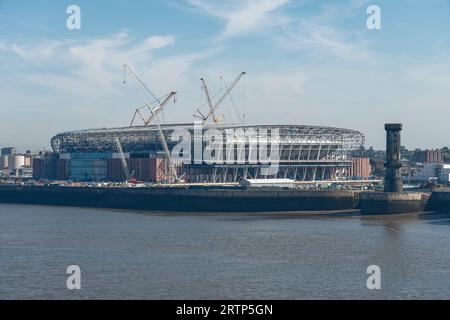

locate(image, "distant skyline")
(0, 0), (449, 152)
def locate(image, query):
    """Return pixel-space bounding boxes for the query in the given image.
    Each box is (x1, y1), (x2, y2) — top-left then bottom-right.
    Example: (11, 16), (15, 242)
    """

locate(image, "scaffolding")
(51, 123), (365, 182)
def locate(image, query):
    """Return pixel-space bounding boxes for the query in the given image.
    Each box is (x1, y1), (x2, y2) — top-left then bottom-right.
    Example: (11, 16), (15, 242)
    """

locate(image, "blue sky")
(0, 0), (449, 151)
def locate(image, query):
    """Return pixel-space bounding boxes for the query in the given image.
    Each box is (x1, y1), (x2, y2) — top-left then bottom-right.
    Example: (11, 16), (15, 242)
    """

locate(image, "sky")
(0, 0), (449, 152)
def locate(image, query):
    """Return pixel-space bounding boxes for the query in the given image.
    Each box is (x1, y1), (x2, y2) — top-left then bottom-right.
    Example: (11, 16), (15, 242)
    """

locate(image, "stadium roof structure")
(51, 123), (365, 155)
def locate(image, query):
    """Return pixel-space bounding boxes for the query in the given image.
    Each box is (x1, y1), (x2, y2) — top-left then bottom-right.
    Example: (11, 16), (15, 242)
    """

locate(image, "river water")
(0, 204), (449, 299)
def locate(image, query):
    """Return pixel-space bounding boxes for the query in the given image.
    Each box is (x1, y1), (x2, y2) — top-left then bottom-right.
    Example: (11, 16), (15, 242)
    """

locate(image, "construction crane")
(123, 64), (180, 183)
(129, 92), (177, 127)
(200, 78), (218, 123)
(195, 71), (246, 124)
(123, 64), (160, 103)
(115, 137), (136, 184)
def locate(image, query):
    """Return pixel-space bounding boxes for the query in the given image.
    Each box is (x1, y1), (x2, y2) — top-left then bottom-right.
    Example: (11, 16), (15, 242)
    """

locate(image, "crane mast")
(115, 138), (135, 183)
(123, 64), (180, 183)
(123, 64), (160, 103)
(200, 78), (219, 123)
(195, 71), (246, 124)
(149, 92), (180, 183)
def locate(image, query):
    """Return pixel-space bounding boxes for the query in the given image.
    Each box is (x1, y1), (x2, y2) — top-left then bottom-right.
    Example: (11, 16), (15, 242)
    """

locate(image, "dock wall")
(0, 185), (358, 212)
(359, 192), (424, 215)
(427, 191), (450, 212)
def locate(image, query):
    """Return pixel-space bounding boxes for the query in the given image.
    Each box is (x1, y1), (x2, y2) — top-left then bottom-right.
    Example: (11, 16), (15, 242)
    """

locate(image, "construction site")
(35, 65), (367, 185)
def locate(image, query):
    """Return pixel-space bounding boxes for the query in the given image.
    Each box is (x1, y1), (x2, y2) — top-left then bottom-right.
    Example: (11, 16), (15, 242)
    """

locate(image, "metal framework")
(51, 124), (365, 182)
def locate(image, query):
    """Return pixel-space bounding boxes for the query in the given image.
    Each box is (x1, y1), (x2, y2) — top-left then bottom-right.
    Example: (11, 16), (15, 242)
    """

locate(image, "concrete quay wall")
(427, 191), (450, 212)
(0, 185), (358, 212)
(360, 192), (424, 215)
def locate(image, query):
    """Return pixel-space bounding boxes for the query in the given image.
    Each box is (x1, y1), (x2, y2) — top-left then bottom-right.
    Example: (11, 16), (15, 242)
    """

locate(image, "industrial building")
(413, 149), (444, 163)
(50, 123), (365, 183)
(411, 162), (450, 184)
(0, 150), (33, 178)
(349, 157), (371, 180)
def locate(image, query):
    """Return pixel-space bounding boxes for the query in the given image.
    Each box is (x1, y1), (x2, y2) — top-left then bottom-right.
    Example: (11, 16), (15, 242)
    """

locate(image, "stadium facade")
(49, 123), (365, 183)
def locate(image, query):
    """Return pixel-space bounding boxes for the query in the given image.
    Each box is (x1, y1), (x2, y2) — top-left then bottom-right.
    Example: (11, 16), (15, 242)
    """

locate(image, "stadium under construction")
(35, 67), (367, 184)
(49, 123), (365, 183)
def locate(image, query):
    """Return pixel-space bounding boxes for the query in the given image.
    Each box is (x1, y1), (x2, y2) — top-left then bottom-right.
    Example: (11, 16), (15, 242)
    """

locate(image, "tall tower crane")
(123, 64), (180, 183)
(195, 71), (246, 124)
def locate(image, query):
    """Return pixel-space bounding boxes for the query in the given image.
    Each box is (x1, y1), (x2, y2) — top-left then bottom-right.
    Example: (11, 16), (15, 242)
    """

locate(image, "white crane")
(129, 92), (176, 127)
(195, 71), (246, 124)
(123, 64), (180, 183)
(115, 137), (135, 184)
(200, 78), (218, 123)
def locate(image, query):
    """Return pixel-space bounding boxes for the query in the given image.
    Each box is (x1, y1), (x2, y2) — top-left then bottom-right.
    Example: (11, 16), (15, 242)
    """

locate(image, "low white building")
(240, 178), (295, 189)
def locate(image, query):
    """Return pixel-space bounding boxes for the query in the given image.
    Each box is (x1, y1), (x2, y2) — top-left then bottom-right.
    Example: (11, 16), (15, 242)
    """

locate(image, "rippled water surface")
(0, 204), (449, 299)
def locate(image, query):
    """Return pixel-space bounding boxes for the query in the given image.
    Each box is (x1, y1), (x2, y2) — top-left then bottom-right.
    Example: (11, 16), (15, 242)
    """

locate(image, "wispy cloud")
(0, 32), (220, 144)
(184, 0), (374, 61)
(274, 0), (375, 62)
(0, 39), (65, 62)
(186, 0), (290, 39)
(0, 32), (181, 99)
(278, 22), (374, 62)
(310, 0), (370, 23)
(2, 0), (450, 150)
